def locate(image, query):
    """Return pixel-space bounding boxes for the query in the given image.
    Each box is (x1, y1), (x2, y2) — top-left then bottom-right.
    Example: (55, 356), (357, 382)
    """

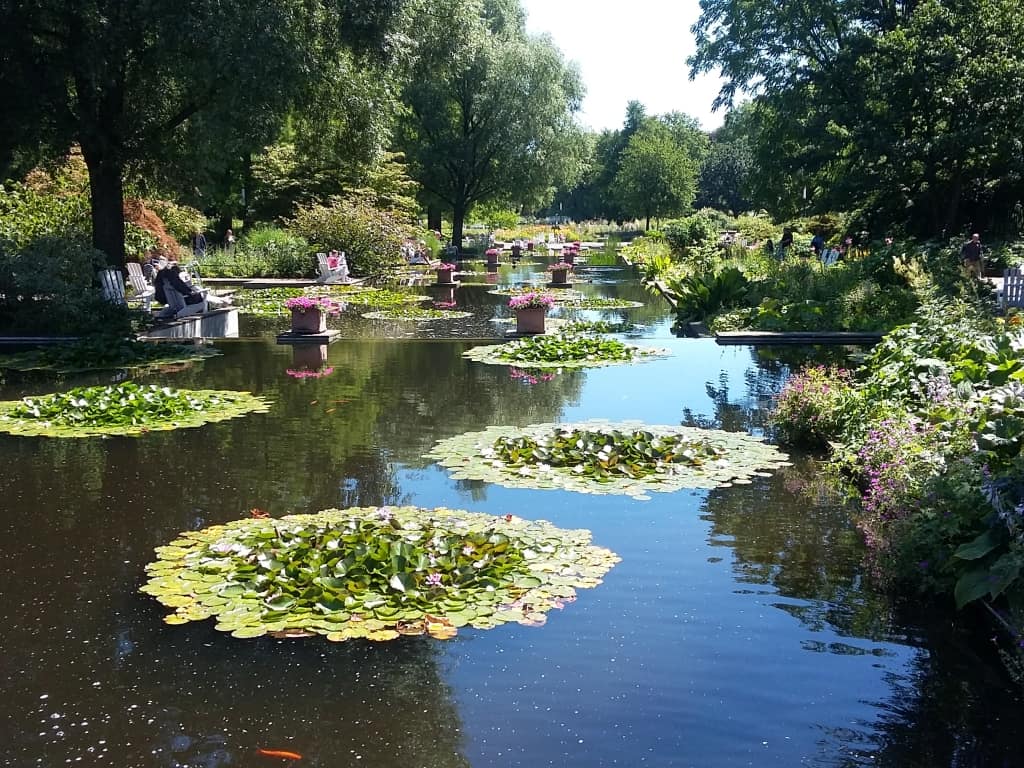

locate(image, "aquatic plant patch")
(463, 333), (669, 369)
(558, 297), (645, 310)
(427, 421), (791, 497)
(343, 289), (429, 308)
(142, 505), (619, 641)
(234, 286), (373, 316)
(565, 320), (639, 334)
(0, 382), (271, 438)
(362, 307), (473, 322)
(0, 337), (220, 373)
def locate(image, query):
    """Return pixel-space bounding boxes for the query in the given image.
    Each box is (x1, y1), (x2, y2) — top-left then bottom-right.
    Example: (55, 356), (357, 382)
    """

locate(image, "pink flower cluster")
(510, 367), (557, 385)
(437, 263), (457, 271)
(284, 296), (341, 314)
(285, 366), (335, 379)
(508, 292), (555, 310)
(546, 262), (573, 271)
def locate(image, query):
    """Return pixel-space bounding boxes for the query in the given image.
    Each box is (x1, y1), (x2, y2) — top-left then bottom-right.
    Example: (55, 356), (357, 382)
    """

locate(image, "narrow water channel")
(1, 263), (1021, 767)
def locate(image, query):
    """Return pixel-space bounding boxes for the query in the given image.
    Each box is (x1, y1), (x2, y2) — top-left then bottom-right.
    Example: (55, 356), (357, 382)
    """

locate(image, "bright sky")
(521, 0), (727, 133)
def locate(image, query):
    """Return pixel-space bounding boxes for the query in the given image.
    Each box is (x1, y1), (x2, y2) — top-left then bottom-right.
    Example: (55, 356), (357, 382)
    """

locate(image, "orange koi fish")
(257, 747), (303, 760)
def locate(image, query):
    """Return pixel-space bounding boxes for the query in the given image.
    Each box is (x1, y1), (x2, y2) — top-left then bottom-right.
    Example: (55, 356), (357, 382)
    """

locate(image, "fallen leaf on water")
(325, 408), (336, 414)
(256, 747), (302, 760)
(309, 400), (318, 406)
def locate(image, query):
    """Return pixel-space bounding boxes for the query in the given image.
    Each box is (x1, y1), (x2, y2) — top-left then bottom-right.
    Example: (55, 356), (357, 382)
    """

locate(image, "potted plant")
(508, 292), (555, 334)
(435, 262), (457, 284)
(284, 296), (341, 334)
(485, 247), (501, 266)
(547, 261), (573, 286)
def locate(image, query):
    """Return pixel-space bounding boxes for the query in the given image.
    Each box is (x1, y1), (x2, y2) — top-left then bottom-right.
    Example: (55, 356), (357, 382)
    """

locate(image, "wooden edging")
(715, 331), (883, 346)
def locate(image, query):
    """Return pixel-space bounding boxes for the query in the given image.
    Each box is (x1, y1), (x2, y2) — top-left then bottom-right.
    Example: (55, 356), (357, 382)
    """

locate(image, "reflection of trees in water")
(703, 457), (1024, 766)
(681, 360), (787, 433)
(121, 635), (471, 768)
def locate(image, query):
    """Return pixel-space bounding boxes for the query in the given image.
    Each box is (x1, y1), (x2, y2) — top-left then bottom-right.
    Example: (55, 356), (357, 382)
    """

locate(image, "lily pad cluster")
(426, 420), (791, 497)
(488, 287), (585, 302)
(363, 307), (473, 322)
(0, 382), (271, 438)
(142, 506), (619, 641)
(344, 289), (429, 308)
(463, 333), (669, 369)
(234, 286), (372, 316)
(559, 297), (645, 310)
(0, 337), (220, 373)
(565, 320), (639, 334)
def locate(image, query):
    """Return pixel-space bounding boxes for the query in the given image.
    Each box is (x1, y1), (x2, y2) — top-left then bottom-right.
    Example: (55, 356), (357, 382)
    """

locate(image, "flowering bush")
(508, 293), (555, 310)
(769, 365), (854, 447)
(284, 296), (341, 315)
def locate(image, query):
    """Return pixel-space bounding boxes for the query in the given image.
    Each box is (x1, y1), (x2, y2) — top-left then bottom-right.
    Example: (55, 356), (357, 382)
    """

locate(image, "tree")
(614, 122), (698, 230)
(690, 0), (1024, 235)
(397, 0), (585, 247)
(0, 1), (405, 267)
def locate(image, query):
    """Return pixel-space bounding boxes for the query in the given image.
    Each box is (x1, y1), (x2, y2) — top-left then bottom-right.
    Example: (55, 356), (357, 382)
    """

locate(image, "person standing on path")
(960, 233), (983, 279)
(191, 230), (207, 259)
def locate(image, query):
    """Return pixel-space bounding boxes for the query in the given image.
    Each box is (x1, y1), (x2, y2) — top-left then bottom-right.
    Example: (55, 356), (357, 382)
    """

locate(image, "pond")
(1, 262), (1021, 767)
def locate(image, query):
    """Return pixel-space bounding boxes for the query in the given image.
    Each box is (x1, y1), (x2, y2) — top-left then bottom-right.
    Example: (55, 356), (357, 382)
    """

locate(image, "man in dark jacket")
(960, 233), (983, 279)
(155, 264), (205, 319)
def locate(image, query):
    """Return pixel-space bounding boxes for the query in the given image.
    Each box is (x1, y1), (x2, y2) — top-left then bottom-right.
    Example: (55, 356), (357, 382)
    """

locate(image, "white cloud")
(522, 0), (727, 132)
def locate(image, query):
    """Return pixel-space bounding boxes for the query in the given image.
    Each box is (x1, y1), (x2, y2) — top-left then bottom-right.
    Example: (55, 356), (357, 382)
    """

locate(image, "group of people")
(142, 254), (207, 320)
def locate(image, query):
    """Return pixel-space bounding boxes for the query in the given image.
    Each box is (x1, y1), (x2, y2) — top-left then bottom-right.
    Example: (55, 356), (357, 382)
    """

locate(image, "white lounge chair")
(317, 252), (350, 284)
(98, 268), (126, 304)
(820, 249), (841, 267)
(1001, 268), (1024, 312)
(125, 262), (156, 311)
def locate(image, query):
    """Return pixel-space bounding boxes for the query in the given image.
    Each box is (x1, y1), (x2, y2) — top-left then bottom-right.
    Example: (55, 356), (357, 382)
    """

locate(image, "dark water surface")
(1, 268), (1022, 767)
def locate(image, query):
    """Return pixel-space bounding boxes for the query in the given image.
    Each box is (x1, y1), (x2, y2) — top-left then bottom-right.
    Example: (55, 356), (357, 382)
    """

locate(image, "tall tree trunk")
(241, 152), (253, 231)
(645, 216), (651, 231)
(427, 204), (442, 233)
(81, 145), (126, 270)
(452, 199), (467, 249)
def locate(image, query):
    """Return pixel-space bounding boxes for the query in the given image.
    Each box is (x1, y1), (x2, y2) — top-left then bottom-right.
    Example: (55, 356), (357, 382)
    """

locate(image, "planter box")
(549, 268), (570, 285)
(515, 306), (546, 334)
(436, 268), (455, 284)
(290, 307), (327, 334)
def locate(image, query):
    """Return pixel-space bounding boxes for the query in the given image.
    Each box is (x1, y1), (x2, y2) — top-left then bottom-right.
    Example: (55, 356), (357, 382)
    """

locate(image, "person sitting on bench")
(154, 263), (205, 320)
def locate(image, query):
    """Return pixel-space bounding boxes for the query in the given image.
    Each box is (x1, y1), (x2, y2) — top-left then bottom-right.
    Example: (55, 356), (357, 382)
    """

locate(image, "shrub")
(0, 181), (90, 248)
(292, 198), (404, 278)
(147, 200), (208, 245)
(769, 365), (854, 447)
(735, 212), (779, 244)
(663, 213), (717, 253)
(0, 236), (130, 335)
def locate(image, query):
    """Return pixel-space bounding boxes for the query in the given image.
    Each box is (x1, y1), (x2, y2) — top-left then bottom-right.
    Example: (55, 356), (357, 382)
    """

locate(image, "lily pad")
(463, 333), (670, 369)
(426, 420), (791, 496)
(142, 506), (619, 641)
(0, 382), (271, 438)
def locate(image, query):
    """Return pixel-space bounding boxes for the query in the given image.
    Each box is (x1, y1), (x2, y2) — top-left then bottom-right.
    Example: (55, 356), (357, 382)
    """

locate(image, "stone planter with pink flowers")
(509, 292), (556, 335)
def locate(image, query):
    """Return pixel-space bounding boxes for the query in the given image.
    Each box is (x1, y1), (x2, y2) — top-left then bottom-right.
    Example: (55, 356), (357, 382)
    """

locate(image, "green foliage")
(667, 266), (749, 325)
(142, 506), (620, 641)
(663, 213), (718, 253)
(0, 180), (90, 248)
(201, 227), (313, 279)
(362, 307), (473, 322)
(0, 236), (130, 335)
(614, 121), (699, 228)
(146, 200), (208, 245)
(0, 382), (270, 438)
(291, 198), (404, 277)
(734, 213), (779, 244)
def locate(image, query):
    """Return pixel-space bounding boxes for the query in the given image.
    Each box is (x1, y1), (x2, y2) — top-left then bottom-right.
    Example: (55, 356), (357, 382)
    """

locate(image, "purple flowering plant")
(546, 261), (573, 271)
(769, 365), (854, 447)
(437, 263), (457, 271)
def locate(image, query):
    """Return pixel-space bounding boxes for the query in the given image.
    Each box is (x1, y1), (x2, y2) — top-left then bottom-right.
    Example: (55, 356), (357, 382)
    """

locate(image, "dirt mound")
(123, 199), (180, 257)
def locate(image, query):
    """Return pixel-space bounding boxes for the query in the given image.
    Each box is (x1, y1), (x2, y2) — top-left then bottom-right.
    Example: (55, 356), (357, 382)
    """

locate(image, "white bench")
(1002, 268), (1024, 311)
(98, 268), (126, 304)
(126, 262), (155, 311)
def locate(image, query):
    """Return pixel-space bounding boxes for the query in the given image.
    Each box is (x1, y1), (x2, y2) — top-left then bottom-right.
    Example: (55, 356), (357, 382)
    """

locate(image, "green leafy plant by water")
(142, 506), (619, 641)
(558, 297), (645, 310)
(0, 382), (270, 437)
(427, 421), (791, 498)
(463, 333), (669, 369)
